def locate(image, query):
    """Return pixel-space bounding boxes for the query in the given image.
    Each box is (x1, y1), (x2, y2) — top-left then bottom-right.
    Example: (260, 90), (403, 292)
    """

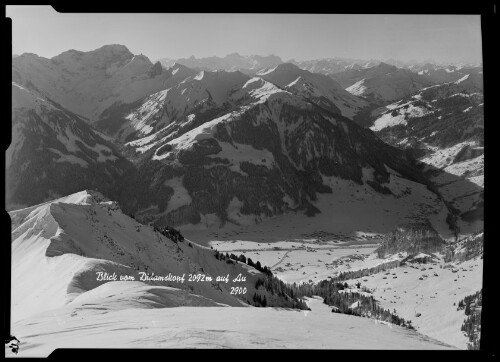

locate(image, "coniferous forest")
(217, 251), (414, 327)
(457, 290), (482, 350)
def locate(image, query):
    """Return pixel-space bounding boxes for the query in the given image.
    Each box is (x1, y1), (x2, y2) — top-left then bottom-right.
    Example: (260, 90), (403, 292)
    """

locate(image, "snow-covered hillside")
(8, 294), (453, 356)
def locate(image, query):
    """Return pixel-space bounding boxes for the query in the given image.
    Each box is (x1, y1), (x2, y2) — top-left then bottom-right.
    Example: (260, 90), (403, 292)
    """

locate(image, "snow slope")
(8, 295), (453, 357)
(343, 254), (482, 349)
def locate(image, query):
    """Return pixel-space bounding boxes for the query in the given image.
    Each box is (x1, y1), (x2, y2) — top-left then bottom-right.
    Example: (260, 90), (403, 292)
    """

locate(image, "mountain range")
(8, 44), (484, 237)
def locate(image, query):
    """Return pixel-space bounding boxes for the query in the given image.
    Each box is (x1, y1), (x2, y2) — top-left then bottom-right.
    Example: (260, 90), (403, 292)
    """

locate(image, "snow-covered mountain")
(339, 230), (483, 349)
(9, 45), (477, 237)
(98, 68), (455, 235)
(11, 45), (189, 122)
(258, 62), (369, 119)
(7, 82), (133, 211)
(332, 62), (435, 106)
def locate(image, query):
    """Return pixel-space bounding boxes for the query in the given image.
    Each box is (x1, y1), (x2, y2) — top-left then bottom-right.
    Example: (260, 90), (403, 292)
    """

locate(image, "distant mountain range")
(158, 53), (283, 74)
(158, 53), (480, 77)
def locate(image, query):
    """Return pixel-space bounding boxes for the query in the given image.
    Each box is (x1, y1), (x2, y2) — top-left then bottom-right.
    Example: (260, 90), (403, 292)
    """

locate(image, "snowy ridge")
(124, 75), (296, 157)
(370, 103), (433, 131)
(9, 190), (272, 323)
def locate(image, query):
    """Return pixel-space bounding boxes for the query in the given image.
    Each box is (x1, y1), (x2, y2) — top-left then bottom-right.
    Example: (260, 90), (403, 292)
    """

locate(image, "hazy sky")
(7, 6), (483, 64)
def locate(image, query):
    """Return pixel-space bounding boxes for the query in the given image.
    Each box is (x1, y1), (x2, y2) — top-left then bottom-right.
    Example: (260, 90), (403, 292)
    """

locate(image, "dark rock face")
(148, 61), (163, 78)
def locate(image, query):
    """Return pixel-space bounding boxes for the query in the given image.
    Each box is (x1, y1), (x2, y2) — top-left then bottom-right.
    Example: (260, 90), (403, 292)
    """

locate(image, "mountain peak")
(274, 62), (301, 72)
(374, 62), (398, 71)
(225, 52), (242, 58)
(53, 190), (111, 206)
(93, 44), (132, 55)
(51, 44), (134, 65)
